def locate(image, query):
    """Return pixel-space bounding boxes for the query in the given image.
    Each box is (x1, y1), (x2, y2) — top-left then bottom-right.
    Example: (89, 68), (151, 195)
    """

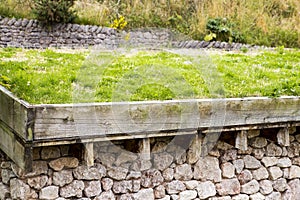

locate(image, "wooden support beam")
(0, 120), (32, 171)
(139, 138), (151, 161)
(277, 127), (290, 147)
(236, 130), (248, 150)
(83, 143), (94, 167)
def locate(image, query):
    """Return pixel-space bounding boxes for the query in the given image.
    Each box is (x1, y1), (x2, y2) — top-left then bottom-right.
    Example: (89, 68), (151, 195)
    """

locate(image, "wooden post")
(235, 130), (248, 151)
(83, 143), (94, 167)
(139, 138), (151, 161)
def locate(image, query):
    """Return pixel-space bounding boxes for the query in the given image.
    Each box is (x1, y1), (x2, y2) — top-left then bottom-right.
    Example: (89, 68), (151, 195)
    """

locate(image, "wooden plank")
(32, 122), (300, 147)
(0, 86), (32, 141)
(32, 130), (199, 147)
(0, 120), (32, 170)
(33, 97), (300, 141)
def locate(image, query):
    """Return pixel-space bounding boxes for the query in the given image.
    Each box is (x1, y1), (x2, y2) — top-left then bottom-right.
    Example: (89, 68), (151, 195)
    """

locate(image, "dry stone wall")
(0, 127), (300, 199)
(0, 16), (255, 50)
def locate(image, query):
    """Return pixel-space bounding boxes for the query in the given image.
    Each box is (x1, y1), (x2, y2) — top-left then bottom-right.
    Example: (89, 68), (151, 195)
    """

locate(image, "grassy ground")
(0, 47), (299, 104)
(0, 0), (299, 48)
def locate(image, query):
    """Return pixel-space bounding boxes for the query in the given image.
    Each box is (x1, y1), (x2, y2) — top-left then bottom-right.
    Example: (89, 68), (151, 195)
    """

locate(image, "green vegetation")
(0, 0), (299, 47)
(32, 0), (76, 24)
(205, 17), (244, 43)
(0, 48), (299, 104)
(0, 48), (87, 104)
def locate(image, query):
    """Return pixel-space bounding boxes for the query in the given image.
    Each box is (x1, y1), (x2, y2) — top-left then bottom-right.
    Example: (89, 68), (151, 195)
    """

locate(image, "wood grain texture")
(0, 86), (33, 141)
(0, 120), (32, 170)
(33, 97), (300, 141)
(83, 143), (94, 167)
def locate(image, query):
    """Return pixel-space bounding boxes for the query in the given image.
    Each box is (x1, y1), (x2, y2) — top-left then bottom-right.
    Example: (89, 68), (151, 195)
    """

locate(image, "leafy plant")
(206, 17), (244, 43)
(32, 0), (77, 25)
(204, 32), (216, 42)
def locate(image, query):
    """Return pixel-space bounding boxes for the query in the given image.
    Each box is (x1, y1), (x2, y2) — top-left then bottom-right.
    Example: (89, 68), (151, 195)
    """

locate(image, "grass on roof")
(0, 47), (299, 104)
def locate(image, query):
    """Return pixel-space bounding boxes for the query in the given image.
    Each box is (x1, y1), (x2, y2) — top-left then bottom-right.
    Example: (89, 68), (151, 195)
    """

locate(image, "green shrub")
(205, 17), (244, 43)
(32, 0), (76, 25)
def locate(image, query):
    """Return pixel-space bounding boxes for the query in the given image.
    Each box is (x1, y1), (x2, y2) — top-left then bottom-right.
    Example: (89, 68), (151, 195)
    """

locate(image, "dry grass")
(0, 0), (299, 47)
(0, 0), (33, 18)
(73, 0), (110, 26)
(191, 0), (299, 46)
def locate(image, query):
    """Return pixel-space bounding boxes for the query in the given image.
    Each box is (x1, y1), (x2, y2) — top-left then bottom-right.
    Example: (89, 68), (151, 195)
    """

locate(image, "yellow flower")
(110, 15), (128, 30)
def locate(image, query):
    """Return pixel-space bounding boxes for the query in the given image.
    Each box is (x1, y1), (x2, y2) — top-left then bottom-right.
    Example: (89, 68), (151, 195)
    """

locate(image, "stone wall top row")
(0, 16), (260, 50)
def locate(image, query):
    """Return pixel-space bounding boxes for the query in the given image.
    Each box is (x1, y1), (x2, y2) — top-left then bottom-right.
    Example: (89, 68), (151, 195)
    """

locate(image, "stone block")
(243, 155), (261, 169)
(134, 188), (154, 200)
(268, 166), (282, 180)
(277, 158), (292, 168)
(216, 178), (240, 196)
(196, 181), (216, 199)
(53, 170), (73, 187)
(101, 178), (113, 191)
(221, 162), (235, 178)
(194, 156), (221, 182)
(95, 190), (115, 200)
(153, 152), (173, 171)
(60, 180), (85, 198)
(288, 165), (300, 179)
(27, 175), (48, 190)
(233, 159), (244, 174)
(261, 157), (278, 167)
(154, 185), (166, 199)
(49, 157), (79, 171)
(10, 178), (31, 199)
(141, 169), (163, 188)
(73, 164), (106, 180)
(174, 164), (193, 180)
(238, 170), (253, 185)
(273, 178), (288, 192)
(252, 167), (269, 180)
(179, 190), (197, 200)
(266, 143), (282, 157)
(259, 180), (273, 195)
(241, 180), (260, 195)
(39, 186), (59, 199)
(84, 180), (101, 197)
(165, 180), (186, 194)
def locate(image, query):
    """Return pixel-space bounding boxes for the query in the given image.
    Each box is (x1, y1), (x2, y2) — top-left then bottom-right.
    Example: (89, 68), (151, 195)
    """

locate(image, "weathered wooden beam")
(0, 120), (32, 171)
(83, 143), (94, 167)
(235, 130), (248, 150)
(33, 97), (300, 141)
(139, 138), (151, 161)
(31, 123), (300, 147)
(0, 86), (32, 141)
